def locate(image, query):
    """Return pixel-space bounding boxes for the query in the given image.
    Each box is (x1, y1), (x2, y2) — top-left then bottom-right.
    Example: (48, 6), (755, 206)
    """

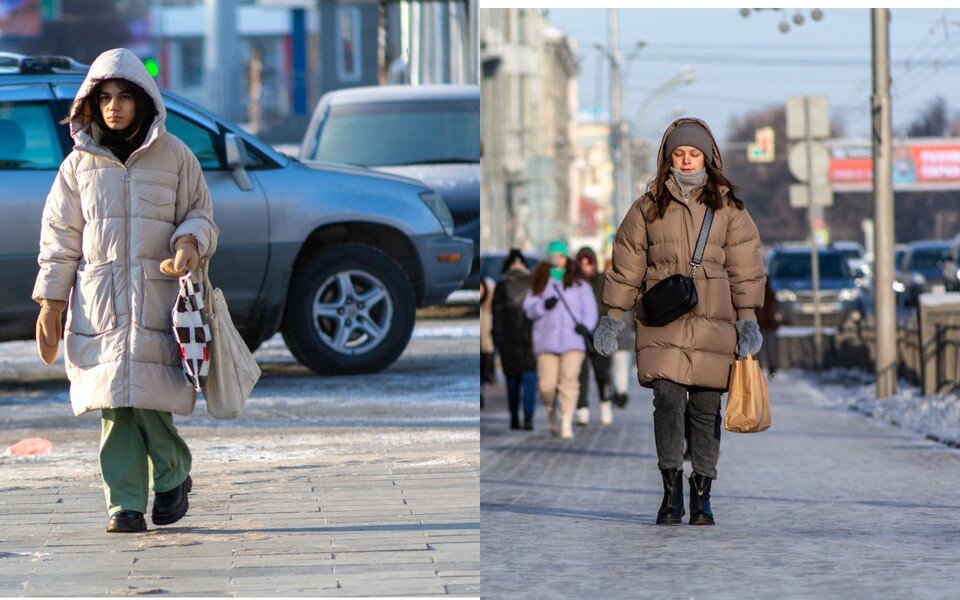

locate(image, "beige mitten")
(160, 236), (200, 277)
(36, 299), (66, 365)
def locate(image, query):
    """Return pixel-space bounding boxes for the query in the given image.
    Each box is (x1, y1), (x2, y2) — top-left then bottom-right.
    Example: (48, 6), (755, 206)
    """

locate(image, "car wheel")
(281, 243), (416, 375)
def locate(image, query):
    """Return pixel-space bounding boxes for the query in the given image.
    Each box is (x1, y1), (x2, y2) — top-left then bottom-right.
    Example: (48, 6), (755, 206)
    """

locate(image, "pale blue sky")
(548, 8), (960, 144)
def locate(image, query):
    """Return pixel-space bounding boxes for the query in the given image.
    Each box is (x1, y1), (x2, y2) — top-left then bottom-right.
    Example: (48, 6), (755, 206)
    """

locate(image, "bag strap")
(551, 281), (585, 329)
(689, 207), (714, 278)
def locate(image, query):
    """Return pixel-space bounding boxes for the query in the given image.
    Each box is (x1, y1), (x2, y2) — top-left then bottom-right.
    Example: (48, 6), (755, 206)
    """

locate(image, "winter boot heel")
(689, 473), (715, 525)
(656, 467), (685, 525)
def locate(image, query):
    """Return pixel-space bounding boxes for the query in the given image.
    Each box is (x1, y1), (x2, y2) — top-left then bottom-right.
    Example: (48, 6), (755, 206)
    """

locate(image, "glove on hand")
(544, 297), (559, 310)
(160, 236), (200, 277)
(36, 299), (66, 365)
(735, 319), (762, 358)
(593, 315), (625, 357)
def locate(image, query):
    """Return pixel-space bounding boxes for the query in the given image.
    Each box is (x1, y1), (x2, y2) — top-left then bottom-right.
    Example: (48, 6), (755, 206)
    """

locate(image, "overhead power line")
(633, 53), (960, 68)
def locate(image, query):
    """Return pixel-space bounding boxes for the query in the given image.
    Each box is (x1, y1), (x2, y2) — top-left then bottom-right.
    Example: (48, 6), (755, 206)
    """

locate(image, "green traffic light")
(144, 58), (159, 78)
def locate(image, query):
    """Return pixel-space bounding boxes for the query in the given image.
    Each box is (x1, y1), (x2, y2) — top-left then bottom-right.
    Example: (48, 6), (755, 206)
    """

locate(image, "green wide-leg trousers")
(99, 408), (192, 515)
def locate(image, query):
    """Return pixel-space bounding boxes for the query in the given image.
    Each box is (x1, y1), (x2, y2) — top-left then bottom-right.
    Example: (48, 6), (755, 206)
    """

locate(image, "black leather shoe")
(656, 468), (685, 525)
(107, 510), (147, 533)
(613, 393), (629, 408)
(152, 475), (192, 526)
(689, 473), (715, 525)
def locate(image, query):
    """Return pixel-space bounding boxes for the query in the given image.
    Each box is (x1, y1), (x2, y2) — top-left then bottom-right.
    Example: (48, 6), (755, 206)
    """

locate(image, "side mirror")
(224, 133), (253, 191)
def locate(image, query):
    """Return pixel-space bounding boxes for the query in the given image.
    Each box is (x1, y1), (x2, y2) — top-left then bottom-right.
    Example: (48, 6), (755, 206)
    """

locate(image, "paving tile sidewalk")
(0, 428), (479, 596)
(481, 370), (960, 599)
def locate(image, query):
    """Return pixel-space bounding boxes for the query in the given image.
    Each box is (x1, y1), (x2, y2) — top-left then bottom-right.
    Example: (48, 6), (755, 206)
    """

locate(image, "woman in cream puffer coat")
(594, 118), (766, 527)
(32, 48), (219, 534)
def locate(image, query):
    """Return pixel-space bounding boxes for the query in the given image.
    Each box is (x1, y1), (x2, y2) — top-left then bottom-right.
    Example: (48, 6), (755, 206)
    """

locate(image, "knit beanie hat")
(546, 239), (569, 256)
(664, 121), (714, 164)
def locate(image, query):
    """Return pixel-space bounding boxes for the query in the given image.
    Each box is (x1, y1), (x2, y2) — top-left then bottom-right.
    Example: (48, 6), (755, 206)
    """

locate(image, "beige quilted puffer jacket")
(32, 48), (219, 416)
(602, 118), (766, 390)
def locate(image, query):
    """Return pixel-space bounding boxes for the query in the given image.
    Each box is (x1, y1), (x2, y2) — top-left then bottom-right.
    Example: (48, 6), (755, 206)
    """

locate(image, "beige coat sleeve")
(602, 199), (649, 313)
(723, 206), (766, 321)
(171, 147), (219, 258)
(32, 157), (85, 303)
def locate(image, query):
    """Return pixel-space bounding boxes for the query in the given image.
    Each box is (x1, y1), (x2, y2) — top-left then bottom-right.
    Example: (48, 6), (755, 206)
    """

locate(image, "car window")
(311, 99), (480, 166)
(0, 101), (62, 169)
(165, 111), (223, 169)
(769, 253), (850, 280)
(911, 248), (948, 270)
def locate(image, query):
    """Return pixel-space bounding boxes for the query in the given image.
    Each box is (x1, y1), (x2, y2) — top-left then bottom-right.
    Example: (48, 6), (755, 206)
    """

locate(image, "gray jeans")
(652, 379), (722, 480)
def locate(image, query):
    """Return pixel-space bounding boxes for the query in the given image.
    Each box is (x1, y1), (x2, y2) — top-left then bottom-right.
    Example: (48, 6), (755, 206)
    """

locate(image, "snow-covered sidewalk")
(796, 367), (960, 447)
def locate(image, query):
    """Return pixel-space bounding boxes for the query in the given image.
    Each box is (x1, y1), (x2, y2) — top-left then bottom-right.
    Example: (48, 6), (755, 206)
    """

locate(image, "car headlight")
(775, 290), (796, 302)
(838, 288), (860, 301)
(893, 281), (906, 293)
(912, 273), (926, 286)
(418, 191), (454, 237)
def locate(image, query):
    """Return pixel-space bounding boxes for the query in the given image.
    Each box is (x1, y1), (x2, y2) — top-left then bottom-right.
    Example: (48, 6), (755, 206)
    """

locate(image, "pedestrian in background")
(32, 49), (218, 533)
(574, 247), (615, 427)
(756, 278), (780, 378)
(524, 240), (597, 439)
(593, 118), (765, 525)
(480, 277), (496, 410)
(492, 249), (537, 430)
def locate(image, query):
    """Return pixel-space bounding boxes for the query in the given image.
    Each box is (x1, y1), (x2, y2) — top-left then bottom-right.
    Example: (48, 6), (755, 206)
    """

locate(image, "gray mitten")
(735, 320), (762, 358)
(594, 316), (625, 357)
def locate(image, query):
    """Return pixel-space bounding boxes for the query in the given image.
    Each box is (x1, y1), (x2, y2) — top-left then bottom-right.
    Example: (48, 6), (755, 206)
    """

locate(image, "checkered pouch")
(172, 269), (211, 392)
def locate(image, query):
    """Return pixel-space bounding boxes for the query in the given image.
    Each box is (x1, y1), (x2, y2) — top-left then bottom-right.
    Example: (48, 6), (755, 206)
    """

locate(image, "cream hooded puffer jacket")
(32, 48), (219, 416)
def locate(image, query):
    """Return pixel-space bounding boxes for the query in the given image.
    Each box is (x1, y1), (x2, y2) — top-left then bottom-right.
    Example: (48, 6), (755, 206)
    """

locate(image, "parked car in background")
(942, 232), (960, 292)
(479, 251), (543, 284)
(899, 240), (951, 305)
(300, 84), (480, 288)
(766, 245), (865, 327)
(0, 58), (472, 375)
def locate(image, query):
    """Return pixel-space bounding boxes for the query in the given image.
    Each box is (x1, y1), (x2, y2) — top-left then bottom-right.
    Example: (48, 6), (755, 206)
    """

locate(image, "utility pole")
(804, 97), (823, 370)
(872, 8), (897, 398)
(205, 0), (241, 121)
(607, 9), (626, 225)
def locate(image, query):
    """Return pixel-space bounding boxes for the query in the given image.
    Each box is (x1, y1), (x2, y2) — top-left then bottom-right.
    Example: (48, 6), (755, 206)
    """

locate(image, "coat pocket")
(68, 262), (117, 335)
(141, 259), (180, 332)
(139, 183), (176, 206)
(701, 263), (735, 321)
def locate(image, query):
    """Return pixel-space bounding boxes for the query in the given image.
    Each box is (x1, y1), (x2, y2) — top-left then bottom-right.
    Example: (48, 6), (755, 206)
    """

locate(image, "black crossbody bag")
(641, 207), (714, 327)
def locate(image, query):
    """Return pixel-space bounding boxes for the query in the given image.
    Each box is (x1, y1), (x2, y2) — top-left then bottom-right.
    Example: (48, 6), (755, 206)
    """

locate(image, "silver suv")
(0, 63), (472, 374)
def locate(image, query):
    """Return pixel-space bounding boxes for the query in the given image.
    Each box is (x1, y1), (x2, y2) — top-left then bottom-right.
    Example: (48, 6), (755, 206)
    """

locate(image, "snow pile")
(796, 368), (960, 447)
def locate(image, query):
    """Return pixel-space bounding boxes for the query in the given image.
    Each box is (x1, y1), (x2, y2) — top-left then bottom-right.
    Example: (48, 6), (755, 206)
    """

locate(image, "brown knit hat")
(664, 121), (714, 163)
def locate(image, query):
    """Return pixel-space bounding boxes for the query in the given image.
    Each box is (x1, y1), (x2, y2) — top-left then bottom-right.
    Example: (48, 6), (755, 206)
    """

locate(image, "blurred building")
(480, 8), (579, 253)
(1, 0), (477, 138)
(574, 118), (614, 236)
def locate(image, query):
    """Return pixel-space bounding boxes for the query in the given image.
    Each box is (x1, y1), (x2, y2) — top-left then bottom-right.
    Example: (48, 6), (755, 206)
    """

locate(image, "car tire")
(281, 243), (416, 375)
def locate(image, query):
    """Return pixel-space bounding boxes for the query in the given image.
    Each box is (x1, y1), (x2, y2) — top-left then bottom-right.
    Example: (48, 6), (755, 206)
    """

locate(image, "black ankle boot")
(510, 412), (521, 430)
(689, 473), (715, 525)
(152, 475), (192, 526)
(656, 468), (685, 525)
(107, 510), (147, 533)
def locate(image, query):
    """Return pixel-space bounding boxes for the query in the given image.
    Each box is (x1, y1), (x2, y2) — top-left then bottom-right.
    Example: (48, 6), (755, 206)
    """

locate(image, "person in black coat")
(492, 249), (538, 430)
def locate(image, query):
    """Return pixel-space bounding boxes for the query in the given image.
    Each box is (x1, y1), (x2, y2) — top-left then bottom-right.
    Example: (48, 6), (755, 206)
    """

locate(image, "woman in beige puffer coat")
(593, 118), (765, 526)
(32, 48), (219, 533)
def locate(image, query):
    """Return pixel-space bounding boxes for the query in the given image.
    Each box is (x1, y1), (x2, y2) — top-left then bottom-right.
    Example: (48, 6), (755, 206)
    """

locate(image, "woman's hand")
(36, 299), (66, 365)
(160, 236), (199, 277)
(593, 315), (625, 356)
(735, 320), (762, 357)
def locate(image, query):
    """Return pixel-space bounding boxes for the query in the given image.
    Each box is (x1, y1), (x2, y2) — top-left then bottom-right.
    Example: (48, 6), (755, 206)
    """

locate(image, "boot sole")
(689, 516), (715, 525)
(152, 476), (192, 526)
(656, 515), (684, 525)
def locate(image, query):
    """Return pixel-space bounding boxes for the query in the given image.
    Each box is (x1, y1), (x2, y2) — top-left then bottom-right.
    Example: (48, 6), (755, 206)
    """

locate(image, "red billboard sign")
(828, 139), (960, 191)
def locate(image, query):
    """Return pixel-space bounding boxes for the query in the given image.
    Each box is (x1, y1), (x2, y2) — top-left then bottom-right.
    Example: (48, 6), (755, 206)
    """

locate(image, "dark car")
(479, 251), (543, 284)
(0, 56), (472, 375)
(767, 246), (865, 327)
(899, 240), (951, 305)
(299, 84), (480, 288)
(942, 233), (960, 292)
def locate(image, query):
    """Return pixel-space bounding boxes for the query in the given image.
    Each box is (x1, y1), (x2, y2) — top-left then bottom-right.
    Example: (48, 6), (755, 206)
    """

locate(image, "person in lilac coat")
(523, 240), (598, 439)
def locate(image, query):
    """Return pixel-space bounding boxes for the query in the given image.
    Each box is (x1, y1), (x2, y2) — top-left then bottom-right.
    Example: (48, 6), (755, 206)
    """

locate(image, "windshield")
(910, 247), (948, 270)
(311, 99), (479, 166)
(769, 253), (851, 280)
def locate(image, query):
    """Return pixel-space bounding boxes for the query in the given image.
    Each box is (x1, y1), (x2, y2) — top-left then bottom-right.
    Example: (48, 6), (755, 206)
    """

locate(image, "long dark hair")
(61, 78), (157, 155)
(529, 258), (584, 295)
(646, 155), (745, 221)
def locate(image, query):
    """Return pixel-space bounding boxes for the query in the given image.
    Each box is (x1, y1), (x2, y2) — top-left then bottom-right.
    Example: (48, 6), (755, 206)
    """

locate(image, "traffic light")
(143, 57), (160, 78)
(747, 126), (775, 163)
